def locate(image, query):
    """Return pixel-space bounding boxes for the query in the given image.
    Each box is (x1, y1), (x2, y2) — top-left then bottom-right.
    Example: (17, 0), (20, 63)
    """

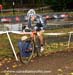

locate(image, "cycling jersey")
(34, 15), (45, 31)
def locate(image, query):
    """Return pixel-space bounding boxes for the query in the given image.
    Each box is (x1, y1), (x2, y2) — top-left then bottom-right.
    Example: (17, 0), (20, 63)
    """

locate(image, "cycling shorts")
(34, 23), (44, 31)
(34, 26), (44, 31)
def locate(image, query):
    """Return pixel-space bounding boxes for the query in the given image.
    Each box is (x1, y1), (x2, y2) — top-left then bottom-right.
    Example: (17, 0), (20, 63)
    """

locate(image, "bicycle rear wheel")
(18, 40), (34, 64)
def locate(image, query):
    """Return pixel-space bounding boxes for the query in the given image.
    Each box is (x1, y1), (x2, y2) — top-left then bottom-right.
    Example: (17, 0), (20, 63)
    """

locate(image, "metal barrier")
(0, 23), (22, 31)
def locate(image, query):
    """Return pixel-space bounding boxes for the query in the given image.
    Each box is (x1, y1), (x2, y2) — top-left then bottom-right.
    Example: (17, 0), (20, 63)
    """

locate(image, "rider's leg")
(37, 31), (44, 52)
(37, 31), (43, 45)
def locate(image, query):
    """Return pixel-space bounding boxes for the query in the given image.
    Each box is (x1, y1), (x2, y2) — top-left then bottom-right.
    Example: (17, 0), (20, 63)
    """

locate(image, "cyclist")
(30, 14), (45, 52)
(24, 10), (46, 52)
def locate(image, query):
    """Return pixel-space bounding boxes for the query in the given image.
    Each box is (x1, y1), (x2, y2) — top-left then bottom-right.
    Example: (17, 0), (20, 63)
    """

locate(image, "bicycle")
(18, 31), (43, 64)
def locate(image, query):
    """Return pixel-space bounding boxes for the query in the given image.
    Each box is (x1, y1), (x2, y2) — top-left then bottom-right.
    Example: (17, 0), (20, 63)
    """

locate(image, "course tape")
(44, 33), (66, 36)
(0, 31), (31, 35)
(0, 31), (73, 35)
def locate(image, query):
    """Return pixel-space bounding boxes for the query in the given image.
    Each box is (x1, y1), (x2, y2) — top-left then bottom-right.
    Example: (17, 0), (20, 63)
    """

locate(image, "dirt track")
(0, 48), (73, 75)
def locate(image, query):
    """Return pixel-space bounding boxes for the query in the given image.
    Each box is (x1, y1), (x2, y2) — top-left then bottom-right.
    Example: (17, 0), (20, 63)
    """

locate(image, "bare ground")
(0, 48), (73, 75)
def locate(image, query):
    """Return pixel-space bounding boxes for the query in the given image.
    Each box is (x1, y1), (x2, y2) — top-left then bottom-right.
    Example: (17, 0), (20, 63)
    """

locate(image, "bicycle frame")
(18, 31), (42, 64)
(31, 31), (41, 56)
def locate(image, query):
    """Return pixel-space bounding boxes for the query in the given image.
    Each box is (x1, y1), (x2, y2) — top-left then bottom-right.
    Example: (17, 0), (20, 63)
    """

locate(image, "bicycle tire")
(34, 35), (41, 56)
(18, 40), (34, 64)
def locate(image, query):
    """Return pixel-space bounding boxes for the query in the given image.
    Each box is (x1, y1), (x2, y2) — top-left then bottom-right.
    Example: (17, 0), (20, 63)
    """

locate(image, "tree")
(44, 0), (73, 11)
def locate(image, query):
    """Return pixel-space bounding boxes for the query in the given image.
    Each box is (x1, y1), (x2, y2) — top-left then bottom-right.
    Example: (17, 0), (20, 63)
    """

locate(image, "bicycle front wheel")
(18, 40), (34, 64)
(34, 36), (41, 56)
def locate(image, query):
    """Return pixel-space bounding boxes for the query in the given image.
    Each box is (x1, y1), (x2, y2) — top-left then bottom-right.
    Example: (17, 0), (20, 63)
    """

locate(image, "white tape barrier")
(5, 31), (68, 35)
(44, 33), (66, 36)
(0, 31), (32, 34)
(68, 31), (73, 34)
(11, 31), (31, 34)
(0, 31), (7, 34)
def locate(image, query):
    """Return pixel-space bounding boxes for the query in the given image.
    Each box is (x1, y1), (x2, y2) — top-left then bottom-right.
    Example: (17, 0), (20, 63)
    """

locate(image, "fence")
(0, 31), (73, 61)
(0, 23), (22, 31)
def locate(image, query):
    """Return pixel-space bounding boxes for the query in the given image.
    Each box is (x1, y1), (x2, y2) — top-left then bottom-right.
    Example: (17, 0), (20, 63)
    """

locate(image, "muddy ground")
(0, 48), (73, 75)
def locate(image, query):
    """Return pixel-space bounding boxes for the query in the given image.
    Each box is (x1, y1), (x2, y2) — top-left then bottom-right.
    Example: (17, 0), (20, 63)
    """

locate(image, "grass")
(0, 27), (73, 58)
(0, 34), (21, 57)
(45, 27), (73, 33)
